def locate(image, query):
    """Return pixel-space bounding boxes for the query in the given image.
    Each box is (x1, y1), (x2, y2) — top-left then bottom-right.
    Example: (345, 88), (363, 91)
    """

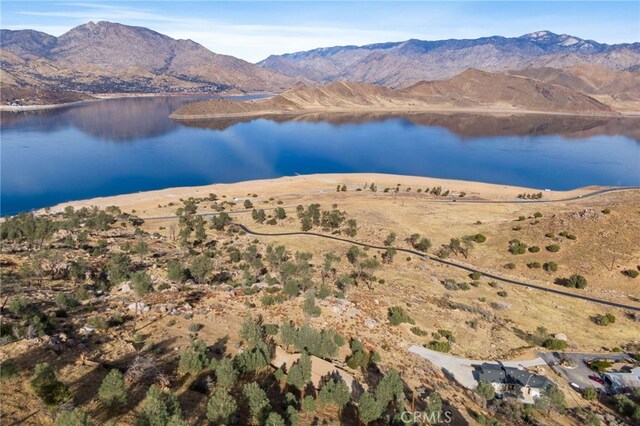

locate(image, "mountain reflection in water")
(1, 96), (638, 214)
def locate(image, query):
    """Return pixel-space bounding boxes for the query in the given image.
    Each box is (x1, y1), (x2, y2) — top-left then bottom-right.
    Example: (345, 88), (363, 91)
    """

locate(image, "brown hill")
(402, 68), (612, 112)
(508, 64), (640, 111)
(171, 69), (614, 119)
(0, 21), (293, 105)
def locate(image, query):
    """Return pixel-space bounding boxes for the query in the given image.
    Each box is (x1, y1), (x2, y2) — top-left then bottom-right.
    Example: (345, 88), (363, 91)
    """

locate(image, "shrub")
(562, 274), (588, 289)
(508, 239), (527, 255)
(504, 262), (516, 270)
(207, 388), (237, 424)
(583, 387), (597, 401)
(593, 313), (616, 326)
(477, 380), (495, 401)
(528, 246), (540, 253)
(87, 315), (108, 330)
(602, 208), (611, 214)
(542, 338), (568, 350)
(622, 269), (639, 278)
(131, 271), (153, 296)
(497, 291), (508, 298)
(427, 340), (451, 353)
(410, 326), (428, 336)
(98, 369), (127, 407)
(470, 271), (482, 280)
(55, 293), (79, 310)
(30, 363), (71, 406)
(0, 361), (18, 382)
(545, 232), (555, 238)
(543, 261), (558, 272)
(546, 244), (560, 252)
(472, 234), (487, 243)
(527, 262), (541, 269)
(54, 409), (92, 426)
(588, 360), (612, 372)
(534, 212), (543, 218)
(388, 306), (415, 325)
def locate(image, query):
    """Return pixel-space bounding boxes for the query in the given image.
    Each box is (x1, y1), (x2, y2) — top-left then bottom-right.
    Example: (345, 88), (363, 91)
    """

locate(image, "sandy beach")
(42, 173), (601, 216)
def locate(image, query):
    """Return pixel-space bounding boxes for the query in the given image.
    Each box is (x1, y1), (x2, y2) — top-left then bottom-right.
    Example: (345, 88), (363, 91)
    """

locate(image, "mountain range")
(0, 21), (292, 105)
(170, 68), (614, 119)
(258, 31), (640, 88)
(1, 21), (639, 113)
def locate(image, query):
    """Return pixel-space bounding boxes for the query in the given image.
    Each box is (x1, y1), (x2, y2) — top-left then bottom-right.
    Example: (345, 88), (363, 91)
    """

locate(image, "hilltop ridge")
(171, 68), (615, 119)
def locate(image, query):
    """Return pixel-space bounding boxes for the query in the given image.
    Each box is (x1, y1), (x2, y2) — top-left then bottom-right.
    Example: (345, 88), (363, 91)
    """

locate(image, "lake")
(1, 96), (639, 215)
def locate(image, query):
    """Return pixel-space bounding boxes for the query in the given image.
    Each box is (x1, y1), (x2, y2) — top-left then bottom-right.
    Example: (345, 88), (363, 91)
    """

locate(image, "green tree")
(301, 395), (316, 413)
(166, 260), (186, 283)
(131, 271), (153, 296)
(375, 369), (404, 407)
(215, 358), (238, 389)
(240, 315), (264, 347)
(134, 240), (149, 261)
(98, 369), (127, 407)
(178, 340), (208, 376)
(107, 252), (132, 285)
(243, 382), (271, 424)
(190, 255), (213, 284)
(319, 378), (351, 409)
(30, 363), (71, 406)
(265, 412), (286, 426)
(535, 384), (566, 414)
(583, 387), (597, 401)
(207, 388), (237, 425)
(358, 392), (383, 424)
(476, 380), (495, 404)
(274, 207), (287, 220)
(138, 385), (185, 426)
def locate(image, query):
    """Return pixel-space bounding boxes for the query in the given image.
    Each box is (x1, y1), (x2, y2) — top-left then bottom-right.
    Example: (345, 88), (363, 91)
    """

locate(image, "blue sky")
(1, 1), (638, 62)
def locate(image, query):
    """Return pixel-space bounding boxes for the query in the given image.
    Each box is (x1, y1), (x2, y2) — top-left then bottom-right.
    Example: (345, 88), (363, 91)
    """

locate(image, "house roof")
(603, 367), (640, 391)
(475, 362), (551, 390)
(271, 346), (356, 390)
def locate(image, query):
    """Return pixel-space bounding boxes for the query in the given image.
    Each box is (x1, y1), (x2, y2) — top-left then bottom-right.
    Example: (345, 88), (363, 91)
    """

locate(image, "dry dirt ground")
(2, 173), (639, 425)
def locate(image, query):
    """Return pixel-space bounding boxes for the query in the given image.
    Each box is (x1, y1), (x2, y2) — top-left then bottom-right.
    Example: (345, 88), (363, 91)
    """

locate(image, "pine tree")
(98, 369), (127, 407)
(206, 388), (237, 425)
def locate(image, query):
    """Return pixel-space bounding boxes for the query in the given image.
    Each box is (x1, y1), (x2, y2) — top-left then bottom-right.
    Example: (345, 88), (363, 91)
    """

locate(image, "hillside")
(0, 21), (293, 105)
(2, 173), (639, 425)
(171, 69), (614, 119)
(258, 31), (640, 88)
(509, 64), (640, 112)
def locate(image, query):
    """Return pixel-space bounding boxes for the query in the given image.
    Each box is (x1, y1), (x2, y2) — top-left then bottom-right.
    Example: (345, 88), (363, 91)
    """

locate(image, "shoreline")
(37, 172), (610, 215)
(170, 106), (638, 120)
(0, 91), (275, 112)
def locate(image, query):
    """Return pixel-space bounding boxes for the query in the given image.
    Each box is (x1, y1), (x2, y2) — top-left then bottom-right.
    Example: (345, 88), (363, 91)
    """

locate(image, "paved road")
(232, 223), (640, 312)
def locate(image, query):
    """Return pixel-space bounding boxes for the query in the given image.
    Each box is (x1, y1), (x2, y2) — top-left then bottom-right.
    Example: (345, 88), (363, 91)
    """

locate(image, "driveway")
(539, 352), (631, 392)
(408, 345), (546, 390)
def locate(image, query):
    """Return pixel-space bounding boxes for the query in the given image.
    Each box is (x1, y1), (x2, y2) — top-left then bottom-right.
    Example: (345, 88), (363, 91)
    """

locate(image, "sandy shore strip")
(169, 106), (638, 120)
(40, 173), (603, 215)
(0, 91), (275, 112)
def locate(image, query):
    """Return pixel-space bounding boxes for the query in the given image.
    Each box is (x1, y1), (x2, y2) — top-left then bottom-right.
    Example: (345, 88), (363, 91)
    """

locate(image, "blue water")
(1, 96), (639, 215)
